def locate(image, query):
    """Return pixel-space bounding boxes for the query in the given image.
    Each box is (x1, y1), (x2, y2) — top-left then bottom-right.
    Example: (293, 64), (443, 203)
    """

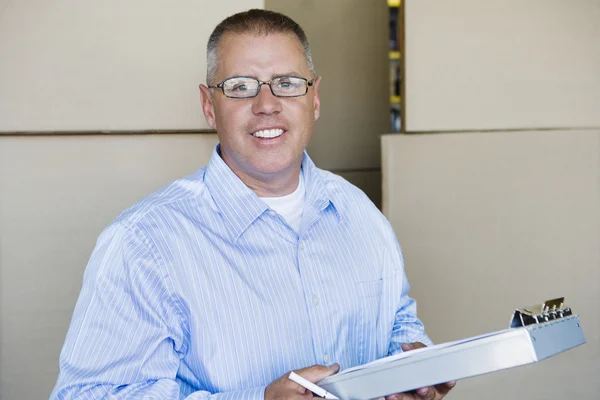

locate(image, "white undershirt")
(259, 171), (305, 233)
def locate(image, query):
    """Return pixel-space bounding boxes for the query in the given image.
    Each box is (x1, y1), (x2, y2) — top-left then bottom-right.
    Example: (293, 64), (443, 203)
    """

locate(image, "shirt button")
(299, 241), (305, 250)
(312, 295), (320, 305)
(268, 210), (277, 217)
(323, 354), (330, 363)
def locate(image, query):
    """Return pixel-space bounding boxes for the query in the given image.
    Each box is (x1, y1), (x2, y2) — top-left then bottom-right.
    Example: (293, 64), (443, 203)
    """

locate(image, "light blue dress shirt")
(51, 146), (431, 399)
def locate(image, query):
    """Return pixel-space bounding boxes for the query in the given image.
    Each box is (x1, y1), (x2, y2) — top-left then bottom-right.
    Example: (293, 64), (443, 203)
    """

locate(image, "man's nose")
(252, 83), (282, 115)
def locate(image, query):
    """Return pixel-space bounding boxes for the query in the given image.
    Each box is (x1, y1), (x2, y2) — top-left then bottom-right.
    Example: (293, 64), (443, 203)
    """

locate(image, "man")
(52, 9), (454, 400)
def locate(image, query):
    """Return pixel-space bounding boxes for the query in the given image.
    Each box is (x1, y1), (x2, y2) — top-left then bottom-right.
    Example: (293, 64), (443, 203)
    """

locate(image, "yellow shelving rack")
(388, 0), (402, 131)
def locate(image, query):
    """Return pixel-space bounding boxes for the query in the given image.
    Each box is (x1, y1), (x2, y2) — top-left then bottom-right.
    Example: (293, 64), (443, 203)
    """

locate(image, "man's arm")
(386, 239), (433, 356)
(384, 236), (455, 399)
(53, 381), (267, 400)
(387, 275), (433, 356)
(50, 222), (267, 400)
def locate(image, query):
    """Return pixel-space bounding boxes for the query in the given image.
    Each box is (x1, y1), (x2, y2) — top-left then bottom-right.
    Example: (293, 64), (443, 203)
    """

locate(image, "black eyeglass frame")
(208, 76), (315, 99)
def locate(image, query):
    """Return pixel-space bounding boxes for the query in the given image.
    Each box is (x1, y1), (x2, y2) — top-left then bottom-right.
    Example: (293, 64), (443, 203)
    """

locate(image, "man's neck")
(217, 146), (303, 197)
(239, 166), (301, 198)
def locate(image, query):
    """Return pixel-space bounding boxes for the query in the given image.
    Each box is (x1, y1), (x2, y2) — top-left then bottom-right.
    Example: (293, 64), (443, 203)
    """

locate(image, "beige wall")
(380, 0), (600, 398)
(404, 0), (600, 131)
(382, 131), (599, 398)
(0, 134), (219, 399)
(0, 0), (262, 131)
(266, 0), (389, 206)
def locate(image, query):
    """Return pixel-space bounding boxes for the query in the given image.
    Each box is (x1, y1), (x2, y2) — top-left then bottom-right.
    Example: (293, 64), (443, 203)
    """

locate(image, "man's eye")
(276, 79), (298, 89)
(232, 84), (248, 92)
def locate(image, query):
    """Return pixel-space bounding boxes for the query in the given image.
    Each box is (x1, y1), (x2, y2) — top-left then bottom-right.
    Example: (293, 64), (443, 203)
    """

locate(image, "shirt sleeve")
(50, 222), (266, 400)
(386, 236), (433, 356)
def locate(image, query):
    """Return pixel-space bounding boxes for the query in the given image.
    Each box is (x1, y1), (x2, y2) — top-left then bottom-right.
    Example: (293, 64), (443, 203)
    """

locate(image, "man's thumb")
(402, 342), (426, 352)
(295, 363), (340, 383)
(326, 363), (340, 375)
(401, 343), (415, 351)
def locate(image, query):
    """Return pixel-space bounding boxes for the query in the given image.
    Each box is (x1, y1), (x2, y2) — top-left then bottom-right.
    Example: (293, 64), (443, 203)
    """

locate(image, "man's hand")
(265, 363), (340, 400)
(385, 343), (456, 400)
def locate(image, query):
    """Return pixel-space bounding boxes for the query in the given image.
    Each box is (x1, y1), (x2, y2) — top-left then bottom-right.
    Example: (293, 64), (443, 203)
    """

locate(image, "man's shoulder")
(113, 167), (209, 229)
(316, 167), (399, 245)
(316, 167), (381, 216)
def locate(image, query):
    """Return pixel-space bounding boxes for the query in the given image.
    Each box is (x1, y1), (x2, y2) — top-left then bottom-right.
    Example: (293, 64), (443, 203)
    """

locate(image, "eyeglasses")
(209, 76), (315, 99)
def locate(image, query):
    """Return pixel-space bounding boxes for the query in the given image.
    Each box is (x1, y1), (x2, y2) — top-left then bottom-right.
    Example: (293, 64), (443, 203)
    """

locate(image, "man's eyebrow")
(274, 72), (304, 78)
(223, 72), (307, 80)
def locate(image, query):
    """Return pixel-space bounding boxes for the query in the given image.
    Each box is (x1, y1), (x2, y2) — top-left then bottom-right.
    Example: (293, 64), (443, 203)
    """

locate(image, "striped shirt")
(51, 145), (430, 399)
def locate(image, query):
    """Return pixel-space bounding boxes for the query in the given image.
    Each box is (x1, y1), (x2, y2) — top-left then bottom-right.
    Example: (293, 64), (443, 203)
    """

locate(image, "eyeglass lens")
(222, 77), (308, 98)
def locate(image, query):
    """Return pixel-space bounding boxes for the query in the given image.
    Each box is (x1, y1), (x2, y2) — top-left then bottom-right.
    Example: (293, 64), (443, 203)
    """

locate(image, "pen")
(289, 371), (340, 399)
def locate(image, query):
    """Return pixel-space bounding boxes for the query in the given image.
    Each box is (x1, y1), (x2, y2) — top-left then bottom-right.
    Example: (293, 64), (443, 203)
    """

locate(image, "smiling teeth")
(253, 129), (284, 138)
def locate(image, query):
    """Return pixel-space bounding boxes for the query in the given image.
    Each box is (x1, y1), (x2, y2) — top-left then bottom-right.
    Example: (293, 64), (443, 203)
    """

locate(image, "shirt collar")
(301, 151), (337, 215)
(204, 145), (340, 241)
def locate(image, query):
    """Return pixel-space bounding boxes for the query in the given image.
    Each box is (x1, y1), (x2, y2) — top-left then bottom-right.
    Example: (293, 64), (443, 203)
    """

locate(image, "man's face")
(200, 32), (321, 185)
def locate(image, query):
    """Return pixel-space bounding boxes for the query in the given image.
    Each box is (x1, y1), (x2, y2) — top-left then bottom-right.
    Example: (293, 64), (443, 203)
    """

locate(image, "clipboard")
(317, 297), (586, 400)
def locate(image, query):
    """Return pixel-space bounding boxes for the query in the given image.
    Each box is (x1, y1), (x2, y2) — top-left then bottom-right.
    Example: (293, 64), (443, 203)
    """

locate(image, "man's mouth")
(252, 128), (285, 139)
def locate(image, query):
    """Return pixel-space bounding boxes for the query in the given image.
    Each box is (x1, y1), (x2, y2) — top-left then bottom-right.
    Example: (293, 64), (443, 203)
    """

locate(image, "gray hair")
(206, 9), (315, 86)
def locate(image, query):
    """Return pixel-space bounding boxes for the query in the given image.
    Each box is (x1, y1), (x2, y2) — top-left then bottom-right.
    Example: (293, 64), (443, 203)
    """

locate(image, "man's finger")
(434, 380), (456, 395)
(415, 386), (435, 400)
(293, 363), (340, 383)
(385, 394), (416, 400)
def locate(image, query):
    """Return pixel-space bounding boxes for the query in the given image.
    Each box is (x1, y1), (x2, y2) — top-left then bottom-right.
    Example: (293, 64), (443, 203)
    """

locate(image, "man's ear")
(199, 84), (217, 129)
(312, 76), (321, 121)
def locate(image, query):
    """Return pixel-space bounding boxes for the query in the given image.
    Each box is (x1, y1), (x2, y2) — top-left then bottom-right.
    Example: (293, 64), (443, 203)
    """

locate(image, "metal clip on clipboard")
(510, 297), (573, 327)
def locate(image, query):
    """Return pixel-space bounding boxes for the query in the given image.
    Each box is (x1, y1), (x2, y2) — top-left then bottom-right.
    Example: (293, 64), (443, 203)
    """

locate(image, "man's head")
(205, 9), (315, 86)
(199, 9), (321, 196)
